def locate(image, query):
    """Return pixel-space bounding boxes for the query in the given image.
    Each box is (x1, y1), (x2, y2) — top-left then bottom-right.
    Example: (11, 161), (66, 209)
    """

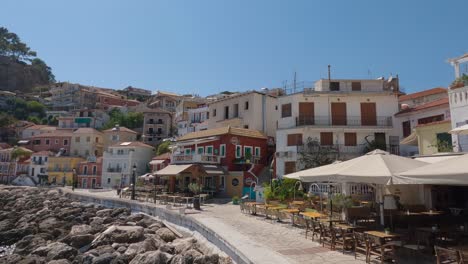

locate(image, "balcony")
(107, 167), (122, 173)
(172, 154), (220, 164)
(295, 144), (399, 160)
(146, 120), (164, 125)
(294, 115), (393, 128)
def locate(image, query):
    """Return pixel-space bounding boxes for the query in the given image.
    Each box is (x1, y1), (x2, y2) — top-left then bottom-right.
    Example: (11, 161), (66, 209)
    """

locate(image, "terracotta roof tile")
(73, 128), (103, 135)
(33, 151), (55, 156)
(103, 126), (137, 134)
(23, 125), (57, 131)
(177, 126), (267, 141)
(395, 97), (449, 116)
(153, 152), (171, 160)
(30, 131), (73, 138)
(399, 87), (447, 101)
(110, 141), (154, 148)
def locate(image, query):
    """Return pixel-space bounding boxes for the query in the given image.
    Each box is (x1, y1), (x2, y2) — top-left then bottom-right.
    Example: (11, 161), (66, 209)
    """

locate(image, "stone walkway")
(71, 189), (365, 264)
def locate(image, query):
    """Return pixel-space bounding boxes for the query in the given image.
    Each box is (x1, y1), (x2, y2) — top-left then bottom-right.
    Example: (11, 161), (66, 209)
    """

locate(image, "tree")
(31, 58), (56, 83)
(26, 101), (46, 118)
(0, 27), (37, 62)
(27, 116), (41, 124)
(101, 109), (144, 130)
(156, 141), (171, 155)
(298, 137), (336, 170)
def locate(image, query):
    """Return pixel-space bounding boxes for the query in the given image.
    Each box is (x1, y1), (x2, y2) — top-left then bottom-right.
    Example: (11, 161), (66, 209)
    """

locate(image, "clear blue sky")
(3, 0), (467, 95)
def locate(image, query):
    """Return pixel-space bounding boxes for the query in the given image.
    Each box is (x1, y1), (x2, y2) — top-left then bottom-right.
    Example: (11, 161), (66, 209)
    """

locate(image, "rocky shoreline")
(0, 186), (232, 264)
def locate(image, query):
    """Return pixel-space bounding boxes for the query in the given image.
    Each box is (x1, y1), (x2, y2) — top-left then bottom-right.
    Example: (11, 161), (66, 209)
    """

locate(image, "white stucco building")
(448, 53), (468, 152)
(177, 105), (210, 137)
(276, 78), (401, 178)
(29, 151), (52, 184)
(102, 141), (154, 188)
(70, 128), (104, 158)
(207, 91), (278, 138)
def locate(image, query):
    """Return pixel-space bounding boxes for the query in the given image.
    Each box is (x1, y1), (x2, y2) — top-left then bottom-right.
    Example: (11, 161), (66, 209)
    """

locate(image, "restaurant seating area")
(240, 198), (468, 263)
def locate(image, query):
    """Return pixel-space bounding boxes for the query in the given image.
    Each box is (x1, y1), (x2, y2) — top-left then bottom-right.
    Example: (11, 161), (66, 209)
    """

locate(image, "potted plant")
(384, 227), (391, 235)
(188, 183), (203, 210)
(232, 196), (240, 205)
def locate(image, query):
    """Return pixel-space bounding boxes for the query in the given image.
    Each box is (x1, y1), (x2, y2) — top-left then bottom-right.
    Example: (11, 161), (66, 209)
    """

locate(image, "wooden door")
(284, 161), (296, 174)
(361, 103), (377, 126)
(331, 103), (347, 125)
(374, 133), (386, 150)
(298, 102), (314, 125)
(344, 133), (357, 146)
(320, 132), (334, 146)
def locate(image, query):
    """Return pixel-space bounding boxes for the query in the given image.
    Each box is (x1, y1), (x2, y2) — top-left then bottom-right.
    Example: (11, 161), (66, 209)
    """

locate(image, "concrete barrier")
(64, 190), (252, 264)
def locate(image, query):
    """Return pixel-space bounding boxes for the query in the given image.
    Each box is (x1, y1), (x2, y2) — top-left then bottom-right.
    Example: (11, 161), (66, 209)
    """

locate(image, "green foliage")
(0, 113), (16, 127)
(31, 58), (55, 83)
(232, 196), (240, 204)
(11, 147), (31, 160)
(328, 193), (354, 212)
(156, 141), (171, 155)
(263, 178), (304, 202)
(298, 137), (335, 169)
(27, 116), (41, 124)
(0, 27), (37, 61)
(451, 74), (468, 87)
(188, 183), (202, 195)
(101, 109), (144, 130)
(1, 97), (47, 121)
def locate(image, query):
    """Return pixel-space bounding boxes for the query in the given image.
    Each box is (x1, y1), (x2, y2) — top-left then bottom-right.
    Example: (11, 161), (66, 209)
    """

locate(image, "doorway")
(374, 133), (387, 150)
(82, 178), (87, 188)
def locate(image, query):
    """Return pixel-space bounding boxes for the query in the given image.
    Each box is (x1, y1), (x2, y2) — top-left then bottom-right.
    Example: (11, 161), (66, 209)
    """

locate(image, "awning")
(202, 165), (227, 176)
(400, 132), (418, 146)
(154, 164), (194, 176)
(17, 140), (30, 144)
(449, 124), (468, 135)
(149, 160), (165, 165)
(139, 173), (155, 180)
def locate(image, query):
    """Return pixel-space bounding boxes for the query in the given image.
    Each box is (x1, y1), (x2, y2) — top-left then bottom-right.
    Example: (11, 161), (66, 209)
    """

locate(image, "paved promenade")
(71, 189), (365, 264)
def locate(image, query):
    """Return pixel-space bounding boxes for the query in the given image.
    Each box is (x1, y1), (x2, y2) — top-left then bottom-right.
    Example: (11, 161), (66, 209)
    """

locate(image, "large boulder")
(129, 251), (173, 264)
(172, 238), (197, 254)
(92, 226), (144, 247)
(68, 234), (95, 249)
(69, 225), (92, 236)
(155, 228), (176, 243)
(14, 234), (47, 255)
(124, 237), (161, 259)
(32, 242), (77, 261)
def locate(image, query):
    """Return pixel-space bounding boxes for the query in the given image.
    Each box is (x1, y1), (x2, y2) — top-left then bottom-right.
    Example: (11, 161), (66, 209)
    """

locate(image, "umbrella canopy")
(394, 153), (468, 185)
(139, 173), (155, 180)
(449, 124), (468, 135)
(284, 149), (427, 185)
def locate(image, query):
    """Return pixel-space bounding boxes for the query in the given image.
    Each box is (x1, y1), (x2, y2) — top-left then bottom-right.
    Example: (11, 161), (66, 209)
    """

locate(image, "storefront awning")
(154, 164), (193, 176)
(400, 132), (418, 146)
(202, 165), (227, 176)
(149, 160), (165, 165)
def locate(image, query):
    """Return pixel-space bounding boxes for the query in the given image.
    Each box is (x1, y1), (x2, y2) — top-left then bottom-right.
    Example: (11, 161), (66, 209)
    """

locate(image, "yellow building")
(48, 156), (84, 185)
(414, 120), (452, 155)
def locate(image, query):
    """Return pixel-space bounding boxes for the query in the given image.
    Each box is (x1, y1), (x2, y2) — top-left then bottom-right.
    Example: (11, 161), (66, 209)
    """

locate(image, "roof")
(30, 130), (73, 138)
(202, 165), (227, 176)
(33, 151), (54, 156)
(208, 91), (276, 105)
(0, 143), (11, 149)
(110, 141), (154, 149)
(103, 126), (137, 134)
(448, 53), (468, 63)
(23, 125), (57, 131)
(177, 126), (268, 141)
(156, 90), (182, 97)
(152, 152), (171, 160)
(395, 97), (449, 116)
(73, 128), (103, 135)
(398, 87), (447, 102)
(143, 108), (172, 114)
(154, 164), (194, 176)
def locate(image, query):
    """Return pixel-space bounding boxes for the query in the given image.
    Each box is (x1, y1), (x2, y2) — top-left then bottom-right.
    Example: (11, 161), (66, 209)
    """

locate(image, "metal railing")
(107, 167), (122, 173)
(295, 115), (393, 128)
(297, 144), (400, 158)
(172, 154), (220, 164)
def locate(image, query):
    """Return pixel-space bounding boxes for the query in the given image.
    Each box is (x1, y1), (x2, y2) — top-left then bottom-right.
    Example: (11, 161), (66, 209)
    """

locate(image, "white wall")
(449, 86), (468, 151)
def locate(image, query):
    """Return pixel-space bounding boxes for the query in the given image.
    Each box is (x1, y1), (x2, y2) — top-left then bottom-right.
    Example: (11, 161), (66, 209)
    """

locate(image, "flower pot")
(193, 196), (201, 210)
(385, 230), (390, 235)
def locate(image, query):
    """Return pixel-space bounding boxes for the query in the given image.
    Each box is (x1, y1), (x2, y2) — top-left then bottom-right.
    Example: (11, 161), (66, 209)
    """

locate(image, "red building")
(27, 131), (73, 155)
(77, 157), (102, 188)
(156, 126), (274, 197)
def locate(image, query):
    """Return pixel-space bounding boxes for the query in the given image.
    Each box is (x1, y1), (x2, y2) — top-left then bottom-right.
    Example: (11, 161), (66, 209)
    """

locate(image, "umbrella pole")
(378, 185), (385, 226)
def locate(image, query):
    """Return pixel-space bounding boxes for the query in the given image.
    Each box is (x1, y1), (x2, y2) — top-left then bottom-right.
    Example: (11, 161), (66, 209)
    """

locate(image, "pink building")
(28, 131), (73, 155)
(77, 157), (103, 188)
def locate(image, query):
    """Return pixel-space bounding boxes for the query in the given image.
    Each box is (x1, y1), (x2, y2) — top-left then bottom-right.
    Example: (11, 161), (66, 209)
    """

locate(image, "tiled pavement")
(72, 189), (366, 264)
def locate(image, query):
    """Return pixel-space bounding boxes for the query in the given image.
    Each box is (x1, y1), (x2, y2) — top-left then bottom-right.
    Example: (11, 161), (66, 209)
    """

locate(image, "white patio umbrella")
(284, 149), (428, 225)
(394, 153), (468, 185)
(449, 124), (468, 135)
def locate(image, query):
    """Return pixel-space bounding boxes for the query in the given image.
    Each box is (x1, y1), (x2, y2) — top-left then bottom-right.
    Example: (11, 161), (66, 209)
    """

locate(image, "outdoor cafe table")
(335, 223), (365, 232)
(280, 209), (300, 224)
(300, 212), (325, 219)
(420, 210), (444, 216)
(167, 195), (179, 205)
(365, 231), (401, 244)
(291, 201), (305, 206)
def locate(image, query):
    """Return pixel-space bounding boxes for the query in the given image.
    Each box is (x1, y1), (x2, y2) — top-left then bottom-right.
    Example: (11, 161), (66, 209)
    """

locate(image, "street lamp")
(72, 168), (76, 191)
(131, 164), (137, 200)
(329, 184), (334, 227)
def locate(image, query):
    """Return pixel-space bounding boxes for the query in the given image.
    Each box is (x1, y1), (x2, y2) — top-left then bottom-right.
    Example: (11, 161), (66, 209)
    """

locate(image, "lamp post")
(131, 164), (136, 200)
(293, 181), (303, 201)
(72, 168), (76, 191)
(329, 184), (334, 228)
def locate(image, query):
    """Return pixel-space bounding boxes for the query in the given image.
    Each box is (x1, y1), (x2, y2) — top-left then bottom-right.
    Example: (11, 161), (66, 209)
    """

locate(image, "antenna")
(328, 65), (331, 81)
(293, 71), (297, 93)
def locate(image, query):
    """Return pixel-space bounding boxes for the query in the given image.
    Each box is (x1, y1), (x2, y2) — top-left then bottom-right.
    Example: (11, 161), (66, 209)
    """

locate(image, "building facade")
(102, 142), (154, 188)
(77, 157), (103, 188)
(206, 91), (278, 138)
(448, 53), (468, 152)
(177, 103), (210, 137)
(0, 147), (32, 184)
(47, 156), (84, 185)
(21, 125), (57, 139)
(70, 128), (104, 158)
(275, 78), (401, 178)
(57, 109), (110, 129)
(29, 151), (52, 184)
(395, 88), (450, 156)
(28, 131), (73, 154)
(102, 125), (138, 150)
(142, 109), (173, 146)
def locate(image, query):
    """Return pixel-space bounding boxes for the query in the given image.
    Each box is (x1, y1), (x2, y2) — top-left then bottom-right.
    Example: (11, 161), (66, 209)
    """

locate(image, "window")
(244, 125), (249, 129)
(351, 82), (361, 91)
(206, 146), (213, 155)
(281, 103), (292, 118)
(320, 132), (333, 146)
(284, 161), (296, 174)
(45, 139), (50, 145)
(360, 103), (377, 126)
(83, 166), (88, 175)
(417, 114), (444, 125)
(197, 147), (204, 154)
(74, 150), (78, 156)
(244, 146), (253, 159)
(245, 101), (249, 110)
(75, 137), (80, 143)
(254, 147), (261, 157)
(235, 145), (242, 158)
(45, 157), (48, 162)
(436, 133), (452, 152)
(85, 150), (90, 156)
(233, 104), (239, 118)
(96, 137), (99, 143)
(287, 134), (303, 146)
(92, 166), (97, 175)
(33, 139), (41, 145)
(55, 139), (58, 144)
(224, 106), (229, 119)
(107, 178), (111, 184)
(213, 109), (216, 117)
(331, 102), (347, 125)
(344, 133), (357, 146)
(402, 121), (411, 138)
(220, 144), (226, 157)
(206, 112), (209, 119)
(184, 148), (191, 155)
(330, 82), (340, 91)
(86, 136), (91, 142)
(112, 135), (119, 141)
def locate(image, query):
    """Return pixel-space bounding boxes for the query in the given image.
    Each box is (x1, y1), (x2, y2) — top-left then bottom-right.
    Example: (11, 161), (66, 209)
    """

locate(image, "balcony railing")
(294, 115), (392, 128)
(107, 167), (122, 173)
(296, 144), (399, 159)
(172, 154), (220, 164)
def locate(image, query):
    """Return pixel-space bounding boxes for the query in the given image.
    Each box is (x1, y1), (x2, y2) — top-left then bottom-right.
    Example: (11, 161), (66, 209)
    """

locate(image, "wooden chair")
(353, 232), (369, 262)
(294, 215), (310, 239)
(320, 223), (335, 250)
(434, 246), (463, 264)
(240, 202), (247, 213)
(309, 219), (321, 241)
(333, 227), (354, 254)
(256, 205), (267, 217)
(367, 235), (398, 264)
